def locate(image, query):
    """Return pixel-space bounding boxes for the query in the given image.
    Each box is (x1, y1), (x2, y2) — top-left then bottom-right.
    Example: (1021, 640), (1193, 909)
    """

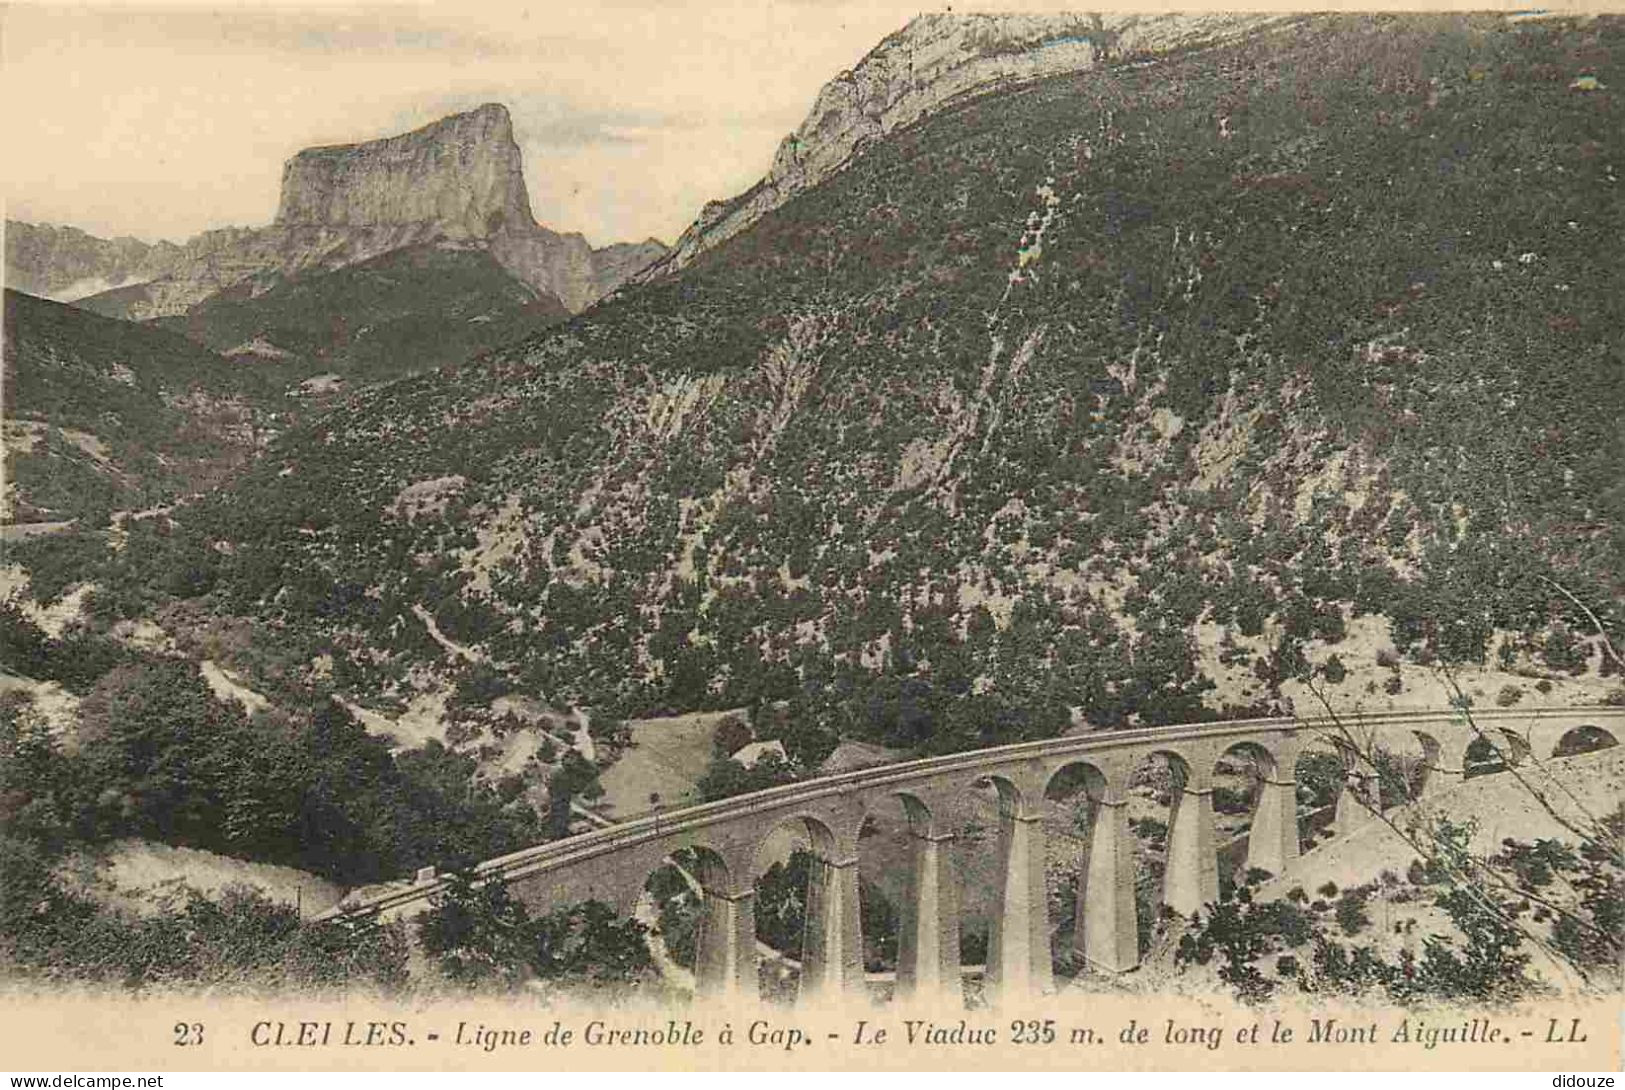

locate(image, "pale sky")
(0, 0), (976, 247)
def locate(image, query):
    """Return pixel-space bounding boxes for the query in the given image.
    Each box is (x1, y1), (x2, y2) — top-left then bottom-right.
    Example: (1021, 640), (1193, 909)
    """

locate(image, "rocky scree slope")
(124, 16), (1623, 757)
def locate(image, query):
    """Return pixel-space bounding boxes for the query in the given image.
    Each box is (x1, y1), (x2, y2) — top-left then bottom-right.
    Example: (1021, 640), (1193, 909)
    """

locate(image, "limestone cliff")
(275, 102), (534, 240)
(649, 13), (1296, 275)
(270, 102), (666, 311)
(7, 104), (666, 318)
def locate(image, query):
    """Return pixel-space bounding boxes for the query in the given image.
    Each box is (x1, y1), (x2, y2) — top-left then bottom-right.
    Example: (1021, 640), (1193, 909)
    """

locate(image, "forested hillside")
(151, 245), (569, 383)
(11, 15), (1623, 775)
(2, 290), (279, 522)
(68, 16), (1620, 764)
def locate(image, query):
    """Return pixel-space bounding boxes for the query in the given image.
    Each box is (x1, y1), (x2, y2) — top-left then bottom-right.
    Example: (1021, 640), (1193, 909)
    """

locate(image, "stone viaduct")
(330, 706), (1621, 1003)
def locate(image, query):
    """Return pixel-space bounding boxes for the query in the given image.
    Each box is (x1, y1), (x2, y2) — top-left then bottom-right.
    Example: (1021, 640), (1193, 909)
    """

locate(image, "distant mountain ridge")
(647, 12), (1297, 275)
(2, 223), (187, 302)
(4, 104), (668, 318)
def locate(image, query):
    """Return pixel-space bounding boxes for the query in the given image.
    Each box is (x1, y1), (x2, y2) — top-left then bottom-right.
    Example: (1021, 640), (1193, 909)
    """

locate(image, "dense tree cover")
(0, 667), (545, 887)
(545, 751), (605, 837)
(416, 870), (654, 991)
(531, 900), (657, 984)
(0, 686), (646, 994)
(697, 752), (799, 803)
(0, 602), (123, 694)
(645, 854), (703, 969)
(0, 834), (409, 992)
(3, 289), (282, 523)
(152, 246), (568, 385)
(750, 848), (900, 971)
(753, 850), (813, 959)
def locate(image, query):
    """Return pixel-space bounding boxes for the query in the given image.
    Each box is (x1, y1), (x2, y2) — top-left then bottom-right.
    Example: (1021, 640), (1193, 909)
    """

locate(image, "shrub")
(1335, 886), (1374, 936)
(1130, 816), (1169, 842)
(697, 751), (797, 802)
(711, 713), (754, 759)
(1175, 878), (1315, 1004)
(418, 874), (653, 991)
(530, 900), (654, 984)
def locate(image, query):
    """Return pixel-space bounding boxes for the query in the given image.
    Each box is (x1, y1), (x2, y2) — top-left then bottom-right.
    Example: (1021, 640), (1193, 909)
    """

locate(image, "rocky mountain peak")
(273, 102), (535, 240)
(649, 12), (1295, 274)
(9, 102), (667, 319)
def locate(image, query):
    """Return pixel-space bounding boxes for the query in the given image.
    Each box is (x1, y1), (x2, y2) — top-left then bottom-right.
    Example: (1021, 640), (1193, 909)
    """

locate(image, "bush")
(531, 900), (654, 984)
(1130, 816), (1169, 842)
(418, 873), (653, 991)
(711, 714), (754, 759)
(1335, 886), (1374, 936)
(696, 752), (798, 802)
(1175, 878), (1316, 1004)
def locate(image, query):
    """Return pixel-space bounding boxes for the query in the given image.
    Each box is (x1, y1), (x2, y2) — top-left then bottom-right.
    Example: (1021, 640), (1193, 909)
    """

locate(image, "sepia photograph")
(0, 0), (1620, 1076)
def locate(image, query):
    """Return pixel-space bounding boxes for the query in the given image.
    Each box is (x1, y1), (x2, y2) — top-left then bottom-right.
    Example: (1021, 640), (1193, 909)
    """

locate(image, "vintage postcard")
(1, 0), (1620, 1074)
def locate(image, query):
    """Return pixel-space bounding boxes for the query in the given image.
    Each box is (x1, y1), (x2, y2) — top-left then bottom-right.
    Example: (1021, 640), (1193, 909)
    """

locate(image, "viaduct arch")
(329, 706), (1621, 1002)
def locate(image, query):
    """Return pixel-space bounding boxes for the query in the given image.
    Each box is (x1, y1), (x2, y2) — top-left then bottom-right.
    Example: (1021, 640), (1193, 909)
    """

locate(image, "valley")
(0, 11), (1620, 1009)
